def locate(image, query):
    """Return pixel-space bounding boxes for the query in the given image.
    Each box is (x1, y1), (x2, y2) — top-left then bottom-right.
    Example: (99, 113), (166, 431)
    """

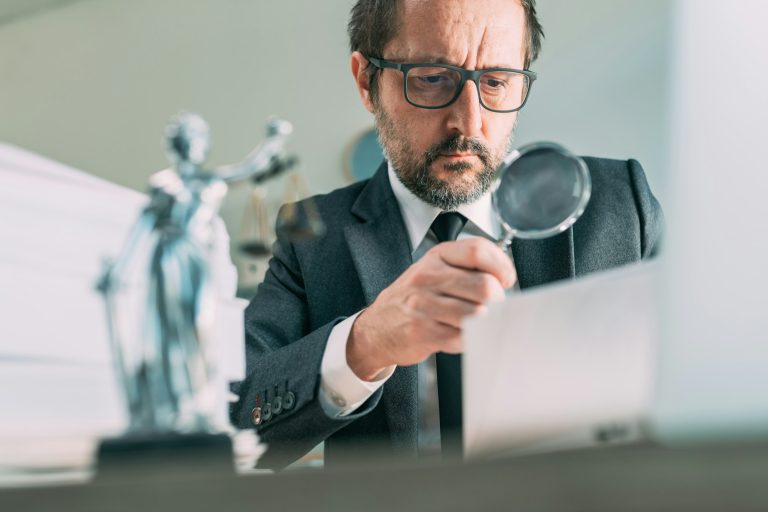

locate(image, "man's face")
(357, 0), (527, 209)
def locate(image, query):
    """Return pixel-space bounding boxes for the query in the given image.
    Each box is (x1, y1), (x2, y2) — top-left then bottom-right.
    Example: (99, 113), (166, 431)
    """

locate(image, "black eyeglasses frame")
(366, 56), (537, 113)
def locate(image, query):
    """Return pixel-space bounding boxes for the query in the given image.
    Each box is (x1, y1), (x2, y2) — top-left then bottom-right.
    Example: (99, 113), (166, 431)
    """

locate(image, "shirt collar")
(387, 161), (499, 252)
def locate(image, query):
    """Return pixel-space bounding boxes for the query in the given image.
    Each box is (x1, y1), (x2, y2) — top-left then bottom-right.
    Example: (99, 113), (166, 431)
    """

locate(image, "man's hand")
(346, 238), (517, 381)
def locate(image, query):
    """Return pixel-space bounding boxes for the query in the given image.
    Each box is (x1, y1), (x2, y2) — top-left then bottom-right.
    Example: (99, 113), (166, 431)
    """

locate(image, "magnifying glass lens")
(495, 145), (590, 238)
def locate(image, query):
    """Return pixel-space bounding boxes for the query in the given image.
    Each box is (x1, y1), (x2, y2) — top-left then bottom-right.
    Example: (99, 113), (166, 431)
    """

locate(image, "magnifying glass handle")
(496, 234), (521, 294)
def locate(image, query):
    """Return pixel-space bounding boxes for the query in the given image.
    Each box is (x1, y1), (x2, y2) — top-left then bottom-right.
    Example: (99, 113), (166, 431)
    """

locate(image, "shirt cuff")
(319, 311), (395, 418)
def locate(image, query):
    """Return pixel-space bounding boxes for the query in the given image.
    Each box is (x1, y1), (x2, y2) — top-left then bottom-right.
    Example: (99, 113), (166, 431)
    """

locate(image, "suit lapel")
(344, 162), (413, 304)
(344, 162), (419, 447)
(512, 227), (576, 288)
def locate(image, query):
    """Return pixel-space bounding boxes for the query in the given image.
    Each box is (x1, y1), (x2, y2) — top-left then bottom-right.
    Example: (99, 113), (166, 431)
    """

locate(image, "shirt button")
(331, 392), (346, 408)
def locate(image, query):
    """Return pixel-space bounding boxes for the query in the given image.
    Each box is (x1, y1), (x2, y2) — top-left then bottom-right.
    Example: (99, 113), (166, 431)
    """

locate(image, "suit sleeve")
(627, 159), (665, 258)
(230, 207), (382, 470)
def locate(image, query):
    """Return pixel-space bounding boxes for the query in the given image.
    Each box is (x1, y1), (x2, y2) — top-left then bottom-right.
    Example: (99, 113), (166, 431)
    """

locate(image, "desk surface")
(2, 441), (768, 512)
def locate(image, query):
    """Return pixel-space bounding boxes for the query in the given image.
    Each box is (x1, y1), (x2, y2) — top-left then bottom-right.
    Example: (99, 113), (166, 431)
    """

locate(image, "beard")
(374, 104), (514, 211)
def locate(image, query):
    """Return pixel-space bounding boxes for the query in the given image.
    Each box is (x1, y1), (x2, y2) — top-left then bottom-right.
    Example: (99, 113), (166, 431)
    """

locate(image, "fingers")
(407, 263), (505, 305)
(438, 267), (507, 304)
(349, 238), (514, 370)
(404, 292), (487, 328)
(435, 238), (517, 289)
(421, 321), (462, 354)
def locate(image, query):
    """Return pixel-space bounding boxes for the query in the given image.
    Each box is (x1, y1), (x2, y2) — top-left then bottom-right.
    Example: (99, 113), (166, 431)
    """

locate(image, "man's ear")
(351, 51), (375, 113)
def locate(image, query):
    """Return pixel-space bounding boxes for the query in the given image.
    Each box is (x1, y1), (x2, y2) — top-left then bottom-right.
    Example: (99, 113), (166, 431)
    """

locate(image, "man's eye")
(483, 77), (507, 88)
(417, 75), (448, 85)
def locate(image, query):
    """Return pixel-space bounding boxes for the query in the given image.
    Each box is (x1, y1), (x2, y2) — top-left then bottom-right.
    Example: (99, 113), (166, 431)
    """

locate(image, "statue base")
(96, 432), (234, 481)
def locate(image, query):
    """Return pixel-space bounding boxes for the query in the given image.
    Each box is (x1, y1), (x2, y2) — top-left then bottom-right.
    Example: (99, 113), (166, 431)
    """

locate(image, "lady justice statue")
(98, 112), (300, 436)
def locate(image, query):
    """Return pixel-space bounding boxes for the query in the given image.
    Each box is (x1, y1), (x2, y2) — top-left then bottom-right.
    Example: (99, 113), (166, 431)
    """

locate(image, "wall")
(0, 0), (672, 271)
(653, 0), (768, 441)
(521, 0), (672, 201)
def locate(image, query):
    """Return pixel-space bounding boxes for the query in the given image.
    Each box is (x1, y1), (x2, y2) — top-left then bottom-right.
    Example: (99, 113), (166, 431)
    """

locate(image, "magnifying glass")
(493, 141), (591, 252)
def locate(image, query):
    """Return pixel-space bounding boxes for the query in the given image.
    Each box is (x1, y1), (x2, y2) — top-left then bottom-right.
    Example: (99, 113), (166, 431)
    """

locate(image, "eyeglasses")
(367, 56), (537, 113)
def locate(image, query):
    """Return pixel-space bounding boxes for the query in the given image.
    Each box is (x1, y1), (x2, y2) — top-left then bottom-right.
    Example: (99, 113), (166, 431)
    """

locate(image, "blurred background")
(0, 0), (672, 292)
(2, 0), (768, 492)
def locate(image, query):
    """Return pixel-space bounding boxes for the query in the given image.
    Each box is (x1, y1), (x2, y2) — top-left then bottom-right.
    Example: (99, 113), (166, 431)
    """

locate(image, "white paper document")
(463, 262), (658, 459)
(0, 144), (244, 375)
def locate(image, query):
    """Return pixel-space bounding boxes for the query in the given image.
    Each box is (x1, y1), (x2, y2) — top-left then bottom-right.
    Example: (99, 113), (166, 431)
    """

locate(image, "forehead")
(385, 0), (526, 69)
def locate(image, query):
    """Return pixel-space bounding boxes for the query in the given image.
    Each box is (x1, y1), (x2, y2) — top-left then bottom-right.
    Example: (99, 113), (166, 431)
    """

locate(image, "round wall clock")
(344, 127), (384, 182)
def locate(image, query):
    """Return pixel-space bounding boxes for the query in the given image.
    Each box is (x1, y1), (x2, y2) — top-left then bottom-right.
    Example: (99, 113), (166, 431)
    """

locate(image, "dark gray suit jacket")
(231, 158), (663, 469)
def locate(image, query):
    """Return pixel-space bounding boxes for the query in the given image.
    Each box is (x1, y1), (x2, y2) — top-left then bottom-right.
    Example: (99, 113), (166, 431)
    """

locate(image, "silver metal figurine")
(98, 112), (296, 434)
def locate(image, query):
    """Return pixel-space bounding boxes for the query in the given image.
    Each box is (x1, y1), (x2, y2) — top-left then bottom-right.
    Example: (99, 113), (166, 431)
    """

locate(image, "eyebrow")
(408, 55), (455, 65)
(387, 55), (517, 69)
(383, 54), (449, 65)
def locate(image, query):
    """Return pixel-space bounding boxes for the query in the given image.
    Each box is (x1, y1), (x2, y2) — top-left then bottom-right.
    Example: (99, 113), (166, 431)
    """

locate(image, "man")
(231, 0), (663, 469)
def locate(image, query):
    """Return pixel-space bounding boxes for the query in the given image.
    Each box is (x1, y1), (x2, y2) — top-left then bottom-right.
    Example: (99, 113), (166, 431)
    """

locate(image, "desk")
(2, 441), (767, 511)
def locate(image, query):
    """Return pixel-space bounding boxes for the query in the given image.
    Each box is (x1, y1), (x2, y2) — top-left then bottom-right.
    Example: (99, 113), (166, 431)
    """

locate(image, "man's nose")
(446, 80), (483, 138)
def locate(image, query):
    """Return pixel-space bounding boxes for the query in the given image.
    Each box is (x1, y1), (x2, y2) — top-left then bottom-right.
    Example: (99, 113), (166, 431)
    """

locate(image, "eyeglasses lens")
(405, 66), (529, 111)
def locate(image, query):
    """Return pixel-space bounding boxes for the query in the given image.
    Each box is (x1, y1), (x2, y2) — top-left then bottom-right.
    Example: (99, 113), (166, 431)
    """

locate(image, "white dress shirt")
(318, 163), (502, 421)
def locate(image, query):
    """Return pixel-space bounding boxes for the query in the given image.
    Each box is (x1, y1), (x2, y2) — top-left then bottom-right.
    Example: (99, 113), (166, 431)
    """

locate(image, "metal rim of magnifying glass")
(492, 141), (592, 240)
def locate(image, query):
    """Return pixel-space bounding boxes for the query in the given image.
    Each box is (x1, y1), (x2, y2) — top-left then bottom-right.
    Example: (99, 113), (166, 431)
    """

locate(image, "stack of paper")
(463, 262), (657, 459)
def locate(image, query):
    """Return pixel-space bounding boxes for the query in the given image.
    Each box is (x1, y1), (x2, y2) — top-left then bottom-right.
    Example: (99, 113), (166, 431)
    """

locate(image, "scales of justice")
(95, 110), (591, 474)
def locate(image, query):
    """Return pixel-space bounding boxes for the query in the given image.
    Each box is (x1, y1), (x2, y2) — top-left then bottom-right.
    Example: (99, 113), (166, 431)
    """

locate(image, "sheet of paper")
(0, 260), (116, 363)
(0, 362), (118, 485)
(0, 146), (145, 363)
(216, 297), (248, 382)
(463, 262), (658, 459)
(0, 144), (241, 367)
(0, 150), (146, 279)
(0, 142), (137, 192)
(0, 361), (127, 439)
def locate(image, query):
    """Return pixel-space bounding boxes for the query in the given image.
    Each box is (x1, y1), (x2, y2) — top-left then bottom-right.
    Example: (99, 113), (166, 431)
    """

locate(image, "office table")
(2, 440), (768, 511)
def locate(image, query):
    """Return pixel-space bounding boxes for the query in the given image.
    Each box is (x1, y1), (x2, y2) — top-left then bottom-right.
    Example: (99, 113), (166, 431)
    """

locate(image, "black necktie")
(430, 212), (467, 458)
(431, 211), (467, 246)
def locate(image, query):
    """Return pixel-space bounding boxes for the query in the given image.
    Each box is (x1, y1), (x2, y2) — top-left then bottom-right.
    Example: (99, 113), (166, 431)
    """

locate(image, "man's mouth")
(439, 153), (477, 159)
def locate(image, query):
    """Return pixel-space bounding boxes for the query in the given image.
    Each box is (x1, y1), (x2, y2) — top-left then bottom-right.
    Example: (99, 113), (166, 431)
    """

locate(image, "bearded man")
(232, 0), (663, 470)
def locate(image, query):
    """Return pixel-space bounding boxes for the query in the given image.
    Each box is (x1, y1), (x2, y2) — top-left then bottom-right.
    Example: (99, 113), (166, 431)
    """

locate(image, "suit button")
(251, 407), (262, 426)
(283, 391), (296, 410)
(272, 396), (283, 415)
(262, 402), (273, 422)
